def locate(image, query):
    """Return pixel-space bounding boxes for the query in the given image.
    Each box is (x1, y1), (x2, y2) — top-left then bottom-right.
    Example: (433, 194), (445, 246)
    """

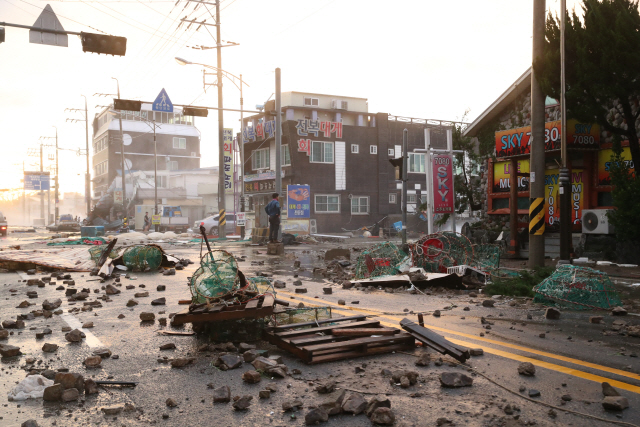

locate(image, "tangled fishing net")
(354, 242), (409, 279)
(122, 245), (163, 270)
(190, 250), (241, 304)
(409, 232), (474, 273)
(533, 264), (622, 310)
(89, 245), (122, 264)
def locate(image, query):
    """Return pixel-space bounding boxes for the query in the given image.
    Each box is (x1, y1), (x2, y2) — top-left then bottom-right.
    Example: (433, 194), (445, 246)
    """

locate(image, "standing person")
(143, 212), (150, 232)
(265, 193), (281, 243)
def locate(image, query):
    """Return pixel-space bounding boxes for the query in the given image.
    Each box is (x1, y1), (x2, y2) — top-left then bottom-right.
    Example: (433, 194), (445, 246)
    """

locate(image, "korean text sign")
(432, 155), (454, 214)
(287, 185), (310, 219)
(223, 128), (234, 195)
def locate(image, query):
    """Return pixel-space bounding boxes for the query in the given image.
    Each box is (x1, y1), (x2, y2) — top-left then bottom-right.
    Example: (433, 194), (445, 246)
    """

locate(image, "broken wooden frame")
(171, 293), (281, 326)
(400, 316), (470, 363)
(264, 315), (415, 364)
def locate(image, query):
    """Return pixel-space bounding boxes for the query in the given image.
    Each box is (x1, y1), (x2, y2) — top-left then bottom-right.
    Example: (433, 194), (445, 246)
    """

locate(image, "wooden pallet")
(264, 315), (415, 364)
(171, 294), (276, 326)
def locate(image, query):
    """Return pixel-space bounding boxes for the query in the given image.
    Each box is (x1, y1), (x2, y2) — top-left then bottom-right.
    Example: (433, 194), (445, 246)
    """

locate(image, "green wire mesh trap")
(273, 307), (332, 326)
(89, 246), (122, 264)
(410, 232), (474, 273)
(354, 242), (408, 279)
(122, 245), (163, 270)
(190, 250), (240, 304)
(533, 264), (622, 310)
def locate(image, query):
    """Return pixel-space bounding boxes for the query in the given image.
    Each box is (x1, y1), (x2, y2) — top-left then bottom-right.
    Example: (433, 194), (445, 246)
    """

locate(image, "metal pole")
(509, 158), (519, 256)
(239, 74), (245, 239)
(39, 144), (44, 223)
(54, 127), (59, 226)
(447, 128), (456, 233)
(22, 161), (25, 226)
(216, 0), (226, 239)
(275, 68), (282, 241)
(559, 0), (571, 262)
(154, 121), (159, 232)
(402, 129), (408, 245)
(424, 129), (434, 234)
(83, 95), (91, 218)
(113, 78), (126, 216)
(529, 0), (547, 268)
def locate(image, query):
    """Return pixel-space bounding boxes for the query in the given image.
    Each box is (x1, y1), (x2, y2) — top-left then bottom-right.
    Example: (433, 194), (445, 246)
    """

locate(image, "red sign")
(297, 139), (311, 156)
(432, 154), (454, 214)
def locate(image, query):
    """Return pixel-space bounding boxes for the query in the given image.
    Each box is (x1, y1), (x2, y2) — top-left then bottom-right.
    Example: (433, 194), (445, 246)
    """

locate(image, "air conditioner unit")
(310, 219), (317, 234)
(582, 209), (615, 234)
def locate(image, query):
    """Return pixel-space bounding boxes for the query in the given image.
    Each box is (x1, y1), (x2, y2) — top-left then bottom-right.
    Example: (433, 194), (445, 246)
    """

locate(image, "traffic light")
(182, 107), (208, 117)
(81, 32), (127, 56)
(389, 158), (403, 181)
(113, 99), (141, 111)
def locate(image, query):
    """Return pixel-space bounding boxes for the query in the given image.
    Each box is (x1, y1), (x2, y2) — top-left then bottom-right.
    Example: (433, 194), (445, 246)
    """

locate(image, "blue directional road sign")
(152, 88), (173, 113)
(24, 171), (50, 191)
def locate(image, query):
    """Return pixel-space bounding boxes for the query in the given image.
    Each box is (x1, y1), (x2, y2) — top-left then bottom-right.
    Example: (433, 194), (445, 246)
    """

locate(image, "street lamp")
(175, 57), (249, 238)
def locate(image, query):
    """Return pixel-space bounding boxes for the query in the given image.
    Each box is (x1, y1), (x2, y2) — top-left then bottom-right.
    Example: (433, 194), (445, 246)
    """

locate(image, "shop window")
(315, 195), (340, 213)
(311, 141), (334, 163)
(351, 196), (369, 214)
(493, 198), (509, 210)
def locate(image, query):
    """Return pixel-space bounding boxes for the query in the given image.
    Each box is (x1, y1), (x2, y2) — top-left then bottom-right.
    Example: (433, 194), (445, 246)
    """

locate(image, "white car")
(193, 214), (236, 235)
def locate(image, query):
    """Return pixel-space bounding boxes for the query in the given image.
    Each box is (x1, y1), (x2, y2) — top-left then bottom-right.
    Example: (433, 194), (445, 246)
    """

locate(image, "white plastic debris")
(573, 257), (591, 264)
(596, 261), (613, 266)
(8, 375), (54, 401)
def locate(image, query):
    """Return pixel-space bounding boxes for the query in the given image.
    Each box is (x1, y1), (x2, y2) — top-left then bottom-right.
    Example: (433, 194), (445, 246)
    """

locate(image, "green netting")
(88, 245), (122, 264)
(190, 250), (240, 304)
(273, 307), (333, 326)
(533, 264), (622, 310)
(49, 237), (109, 246)
(409, 232), (475, 273)
(354, 242), (408, 279)
(470, 244), (501, 272)
(122, 245), (163, 271)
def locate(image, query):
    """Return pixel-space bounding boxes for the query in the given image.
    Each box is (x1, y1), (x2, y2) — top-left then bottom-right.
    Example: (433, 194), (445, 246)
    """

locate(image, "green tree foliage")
(534, 0), (640, 168)
(607, 139), (640, 242)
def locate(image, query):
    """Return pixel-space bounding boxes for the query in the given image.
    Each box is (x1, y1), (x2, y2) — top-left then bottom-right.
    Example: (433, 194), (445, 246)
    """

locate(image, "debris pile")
(533, 264), (622, 310)
(354, 242), (408, 279)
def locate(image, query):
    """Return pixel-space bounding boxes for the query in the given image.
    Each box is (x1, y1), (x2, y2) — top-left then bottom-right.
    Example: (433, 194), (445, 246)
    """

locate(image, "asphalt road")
(1, 231), (640, 426)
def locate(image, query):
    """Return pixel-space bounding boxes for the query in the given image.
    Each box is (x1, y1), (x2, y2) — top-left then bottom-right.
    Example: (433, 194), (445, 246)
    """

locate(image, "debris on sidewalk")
(533, 264), (622, 310)
(8, 375), (54, 401)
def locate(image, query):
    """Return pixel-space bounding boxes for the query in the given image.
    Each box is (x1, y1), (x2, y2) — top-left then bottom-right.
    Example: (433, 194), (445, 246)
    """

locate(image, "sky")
(0, 0), (582, 198)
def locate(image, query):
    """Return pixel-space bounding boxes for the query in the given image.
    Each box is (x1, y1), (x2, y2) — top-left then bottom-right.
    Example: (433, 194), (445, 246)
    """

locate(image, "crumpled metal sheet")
(0, 247), (95, 271)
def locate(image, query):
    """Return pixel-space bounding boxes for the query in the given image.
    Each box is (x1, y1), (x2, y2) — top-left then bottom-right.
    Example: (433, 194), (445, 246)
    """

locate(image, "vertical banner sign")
(223, 129), (234, 195)
(544, 169), (584, 231)
(432, 154), (454, 214)
(287, 185), (311, 218)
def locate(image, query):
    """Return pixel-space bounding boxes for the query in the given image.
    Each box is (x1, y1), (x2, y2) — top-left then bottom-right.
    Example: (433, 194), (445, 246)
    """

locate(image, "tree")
(534, 0), (640, 168)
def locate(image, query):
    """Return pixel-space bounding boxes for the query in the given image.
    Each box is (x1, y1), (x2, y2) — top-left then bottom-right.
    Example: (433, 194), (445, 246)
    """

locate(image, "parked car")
(193, 214), (236, 235)
(0, 211), (7, 236)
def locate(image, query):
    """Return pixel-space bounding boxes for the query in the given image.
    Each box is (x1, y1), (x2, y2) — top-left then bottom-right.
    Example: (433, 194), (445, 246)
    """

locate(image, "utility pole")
(275, 68), (282, 241)
(559, 0), (571, 263)
(401, 129), (408, 245)
(40, 144), (44, 222)
(153, 119), (159, 232)
(216, 0), (226, 240)
(112, 77), (127, 215)
(65, 96), (91, 218)
(529, 0), (547, 268)
(239, 73), (245, 239)
(54, 126), (59, 226)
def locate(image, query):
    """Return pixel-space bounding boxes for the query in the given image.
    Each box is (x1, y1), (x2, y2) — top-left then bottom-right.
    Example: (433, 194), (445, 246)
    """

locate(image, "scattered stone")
(42, 343), (58, 353)
(55, 373), (84, 391)
(342, 392), (367, 415)
(242, 370), (262, 384)
(323, 287), (332, 294)
(84, 356), (102, 368)
(117, 314), (125, 319)
(259, 390), (271, 399)
(126, 299), (138, 307)
(62, 388), (79, 402)
(295, 288), (308, 294)
(151, 297), (166, 306)
(529, 389), (541, 398)
(338, 299), (346, 305)
(251, 356), (277, 371)
(305, 407), (329, 425)
(293, 279), (303, 286)
(0, 344), (21, 357)
(160, 343), (176, 350)
(283, 400), (304, 412)
(370, 407), (395, 425)
(157, 285), (166, 291)
(82, 322), (94, 328)
(213, 385), (231, 403)
(170, 357), (195, 368)
(216, 353), (244, 370)
(603, 396), (629, 411)
(539, 333), (546, 338)
(463, 306), (470, 311)
(101, 405), (124, 415)
(482, 300), (495, 307)
(274, 280), (286, 289)
(92, 348), (112, 358)
(415, 353), (430, 366)
(134, 292), (149, 298)
(0, 329), (8, 340)
(21, 420), (39, 427)
(561, 394), (572, 402)
(43, 384), (64, 401)
(545, 308), (561, 320)
(232, 395), (252, 411)
(439, 372), (473, 388)
(518, 362), (536, 376)
(590, 316), (604, 324)
(166, 398), (178, 407)
(316, 380), (336, 394)
(470, 348), (484, 356)
(433, 310), (441, 317)
(65, 329), (84, 342)
(366, 395), (391, 417)
(17, 300), (31, 308)
(84, 379), (99, 395)
(105, 284), (120, 295)
(602, 382), (621, 397)
(140, 312), (155, 321)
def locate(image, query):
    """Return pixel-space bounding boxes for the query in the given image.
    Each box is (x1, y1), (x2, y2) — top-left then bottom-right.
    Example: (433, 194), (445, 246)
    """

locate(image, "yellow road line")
(279, 290), (640, 392)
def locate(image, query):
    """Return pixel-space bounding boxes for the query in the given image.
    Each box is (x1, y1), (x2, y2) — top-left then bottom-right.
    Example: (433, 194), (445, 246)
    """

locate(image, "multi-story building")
(91, 106), (201, 201)
(241, 92), (452, 234)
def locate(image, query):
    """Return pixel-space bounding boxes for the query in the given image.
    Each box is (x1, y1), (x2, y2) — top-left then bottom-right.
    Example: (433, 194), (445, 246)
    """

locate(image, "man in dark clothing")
(143, 212), (150, 232)
(265, 193), (281, 243)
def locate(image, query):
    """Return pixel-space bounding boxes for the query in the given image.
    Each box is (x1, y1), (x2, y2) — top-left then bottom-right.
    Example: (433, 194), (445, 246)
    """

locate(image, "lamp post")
(112, 77), (127, 215)
(53, 126), (59, 226)
(175, 57), (249, 238)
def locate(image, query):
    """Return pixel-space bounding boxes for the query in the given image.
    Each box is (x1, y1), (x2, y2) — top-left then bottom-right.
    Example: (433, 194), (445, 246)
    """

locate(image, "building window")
(281, 145), (291, 166)
(168, 161), (179, 171)
(93, 134), (108, 154)
(351, 196), (369, 214)
(389, 193), (397, 204)
(311, 141), (334, 163)
(408, 153), (426, 173)
(304, 97), (319, 106)
(407, 194), (417, 204)
(252, 148), (270, 170)
(156, 176), (168, 188)
(315, 195), (340, 213)
(351, 144), (359, 154)
(173, 137), (186, 149)
(388, 148), (394, 156)
(370, 145), (377, 154)
(94, 161), (108, 176)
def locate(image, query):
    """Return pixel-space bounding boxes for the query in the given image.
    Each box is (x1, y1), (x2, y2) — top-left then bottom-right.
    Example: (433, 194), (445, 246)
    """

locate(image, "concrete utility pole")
(239, 73), (245, 239)
(275, 68), (282, 241)
(40, 145), (44, 221)
(401, 129), (408, 245)
(84, 95), (91, 218)
(153, 119), (159, 232)
(529, 0), (547, 268)
(112, 77), (126, 215)
(215, 0), (226, 239)
(54, 126), (59, 226)
(559, 0), (571, 262)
